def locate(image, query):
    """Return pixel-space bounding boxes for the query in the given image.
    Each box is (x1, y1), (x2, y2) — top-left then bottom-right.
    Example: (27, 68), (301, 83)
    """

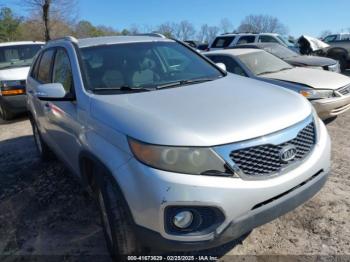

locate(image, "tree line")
(0, 0), (290, 43)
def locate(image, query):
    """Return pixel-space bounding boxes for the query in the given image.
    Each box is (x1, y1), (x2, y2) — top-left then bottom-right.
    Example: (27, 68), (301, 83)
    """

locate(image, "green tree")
(0, 7), (22, 41)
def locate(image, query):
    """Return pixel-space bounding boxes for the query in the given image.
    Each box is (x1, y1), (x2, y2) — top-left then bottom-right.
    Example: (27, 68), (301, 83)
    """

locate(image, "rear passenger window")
(237, 36), (256, 44)
(37, 49), (55, 83)
(52, 49), (73, 93)
(258, 35), (279, 43)
(211, 37), (235, 48)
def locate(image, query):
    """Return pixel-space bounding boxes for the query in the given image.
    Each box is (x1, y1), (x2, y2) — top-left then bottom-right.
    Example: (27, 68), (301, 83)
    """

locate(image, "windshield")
(277, 35), (294, 47)
(262, 44), (299, 59)
(80, 41), (223, 91)
(0, 44), (43, 70)
(238, 50), (293, 75)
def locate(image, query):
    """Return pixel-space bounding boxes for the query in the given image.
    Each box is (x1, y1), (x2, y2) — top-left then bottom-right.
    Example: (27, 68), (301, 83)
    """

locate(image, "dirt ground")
(0, 107), (349, 261)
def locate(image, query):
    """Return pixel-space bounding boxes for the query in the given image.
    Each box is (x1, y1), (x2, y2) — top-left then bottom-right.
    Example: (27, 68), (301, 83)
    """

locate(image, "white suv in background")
(209, 33), (296, 51)
(0, 41), (44, 120)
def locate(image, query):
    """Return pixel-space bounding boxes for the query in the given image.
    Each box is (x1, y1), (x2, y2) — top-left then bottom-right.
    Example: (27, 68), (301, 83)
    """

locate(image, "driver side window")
(52, 48), (74, 94)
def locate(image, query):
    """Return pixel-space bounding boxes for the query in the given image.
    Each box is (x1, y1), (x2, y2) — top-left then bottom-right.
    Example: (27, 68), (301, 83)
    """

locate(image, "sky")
(3, 0), (350, 37)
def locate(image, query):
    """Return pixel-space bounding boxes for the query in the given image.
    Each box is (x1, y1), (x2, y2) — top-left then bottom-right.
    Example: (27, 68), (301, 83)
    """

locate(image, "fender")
(326, 47), (348, 59)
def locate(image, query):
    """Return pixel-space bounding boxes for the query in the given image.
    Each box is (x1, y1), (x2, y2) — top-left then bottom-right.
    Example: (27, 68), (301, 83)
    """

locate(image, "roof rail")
(49, 36), (78, 44)
(134, 33), (167, 38)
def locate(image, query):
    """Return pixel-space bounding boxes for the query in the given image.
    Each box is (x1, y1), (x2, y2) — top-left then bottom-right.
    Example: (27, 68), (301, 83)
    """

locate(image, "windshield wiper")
(156, 77), (217, 89)
(92, 85), (155, 93)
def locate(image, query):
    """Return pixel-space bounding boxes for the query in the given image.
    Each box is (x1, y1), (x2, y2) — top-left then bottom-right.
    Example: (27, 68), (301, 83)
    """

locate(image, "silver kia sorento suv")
(27, 35), (331, 258)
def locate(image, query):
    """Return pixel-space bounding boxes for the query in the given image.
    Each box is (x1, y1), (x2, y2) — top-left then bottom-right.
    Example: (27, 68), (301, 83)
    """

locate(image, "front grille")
(338, 85), (350, 96)
(230, 122), (316, 177)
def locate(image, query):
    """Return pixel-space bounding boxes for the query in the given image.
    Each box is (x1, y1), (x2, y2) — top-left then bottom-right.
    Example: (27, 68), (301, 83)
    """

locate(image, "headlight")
(128, 138), (229, 176)
(0, 80), (22, 88)
(299, 89), (335, 99)
(0, 80), (26, 96)
(328, 63), (341, 73)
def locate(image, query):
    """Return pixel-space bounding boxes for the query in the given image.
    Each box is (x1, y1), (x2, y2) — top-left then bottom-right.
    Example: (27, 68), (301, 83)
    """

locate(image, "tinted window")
(207, 55), (246, 76)
(238, 50), (292, 75)
(53, 49), (73, 93)
(80, 42), (223, 91)
(323, 35), (337, 43)
(237, 36), (256, 44)
(37, 49), (55, 83)
(258, 35), (279, 43)
(0, 44), (43, 70)
(211, 36), (235, 48)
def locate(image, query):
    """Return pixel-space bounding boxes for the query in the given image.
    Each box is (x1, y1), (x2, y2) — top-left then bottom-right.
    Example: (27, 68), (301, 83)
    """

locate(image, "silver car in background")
(26, 36), (330, 258)
(205, 48), (350, 120)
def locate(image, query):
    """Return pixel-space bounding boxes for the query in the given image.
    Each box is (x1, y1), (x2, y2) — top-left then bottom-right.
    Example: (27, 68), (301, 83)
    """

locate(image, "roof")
(0, 41), (45, 47)
(204, 48), (263, 56)
(218, 32), (280, 37)
(48, 35), (173, 48)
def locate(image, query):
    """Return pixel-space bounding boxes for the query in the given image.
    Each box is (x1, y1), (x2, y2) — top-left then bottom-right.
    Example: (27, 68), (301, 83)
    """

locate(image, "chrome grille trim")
(214, 115), (316, 180)
(337, 84), (350, 96)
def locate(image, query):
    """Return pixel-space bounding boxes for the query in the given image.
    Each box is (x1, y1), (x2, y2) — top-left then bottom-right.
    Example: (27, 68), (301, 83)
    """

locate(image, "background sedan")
(205, 49), (350, 120)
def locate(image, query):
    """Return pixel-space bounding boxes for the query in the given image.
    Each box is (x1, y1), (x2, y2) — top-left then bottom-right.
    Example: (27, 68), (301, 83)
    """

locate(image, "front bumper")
(135, 168), (328, 252)
(312, 95), (350, 119)
(115, 119), (331, 251)
(0, 94), (27, 114)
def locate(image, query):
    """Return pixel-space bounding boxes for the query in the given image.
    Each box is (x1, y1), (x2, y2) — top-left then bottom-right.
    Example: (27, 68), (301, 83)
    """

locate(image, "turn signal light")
(1, 89), (25, 96)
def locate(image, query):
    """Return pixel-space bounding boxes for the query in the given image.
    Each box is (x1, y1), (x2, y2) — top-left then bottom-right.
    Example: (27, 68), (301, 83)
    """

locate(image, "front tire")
(30, 118), (54, 161)
(0, 101), (14, 121)
(92, 166), (145, 259)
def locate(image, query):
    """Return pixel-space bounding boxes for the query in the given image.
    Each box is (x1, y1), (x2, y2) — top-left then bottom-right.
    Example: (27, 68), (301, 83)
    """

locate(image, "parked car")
(230, 43), (340, 73)
(0, 41), (44, 120)
(298, 35), (350, 72)
(323, 33), (350, 43)
(209, 33), (297, 52)
(205, 48), (350, 119)
(184, 40), (209, 52)
(27, 35), (330, 258)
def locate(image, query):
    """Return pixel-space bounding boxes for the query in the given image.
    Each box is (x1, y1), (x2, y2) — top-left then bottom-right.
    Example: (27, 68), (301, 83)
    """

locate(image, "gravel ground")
(0, 108), (349, 261)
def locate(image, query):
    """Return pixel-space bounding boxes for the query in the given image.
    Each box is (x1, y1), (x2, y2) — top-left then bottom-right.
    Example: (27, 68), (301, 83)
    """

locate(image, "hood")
(90, 75), (311, 146)
(262, 67), (350, 90)
(285, 55), (337, 67)
(298, 35), (329, 52)
(0, 66), (30, 81)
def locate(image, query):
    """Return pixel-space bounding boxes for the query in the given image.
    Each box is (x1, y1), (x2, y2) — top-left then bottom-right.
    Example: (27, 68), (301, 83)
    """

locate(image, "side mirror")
(216, 63), (227, 72)
(35, 83), (70, 101)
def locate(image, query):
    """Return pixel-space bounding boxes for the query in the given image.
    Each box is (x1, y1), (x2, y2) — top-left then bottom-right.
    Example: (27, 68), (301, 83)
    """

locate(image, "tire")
(338, 56), (347, 73)
(92, 166), (145, 260)
(30, 118), (54, 161)
(0, 101), (14, 121)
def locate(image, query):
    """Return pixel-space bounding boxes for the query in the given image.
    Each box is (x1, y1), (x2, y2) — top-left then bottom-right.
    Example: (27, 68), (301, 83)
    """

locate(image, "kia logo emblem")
(279, 145), (297, 162)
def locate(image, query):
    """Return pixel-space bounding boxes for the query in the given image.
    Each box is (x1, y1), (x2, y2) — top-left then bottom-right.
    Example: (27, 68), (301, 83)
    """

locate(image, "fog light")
(173, 211), (193, 229)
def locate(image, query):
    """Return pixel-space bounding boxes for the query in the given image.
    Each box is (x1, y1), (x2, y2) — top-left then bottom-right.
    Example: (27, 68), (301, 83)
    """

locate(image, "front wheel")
(30, 119), (54, 161)
(0, 101), (14, 121)
(92, 167), (145, 259)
